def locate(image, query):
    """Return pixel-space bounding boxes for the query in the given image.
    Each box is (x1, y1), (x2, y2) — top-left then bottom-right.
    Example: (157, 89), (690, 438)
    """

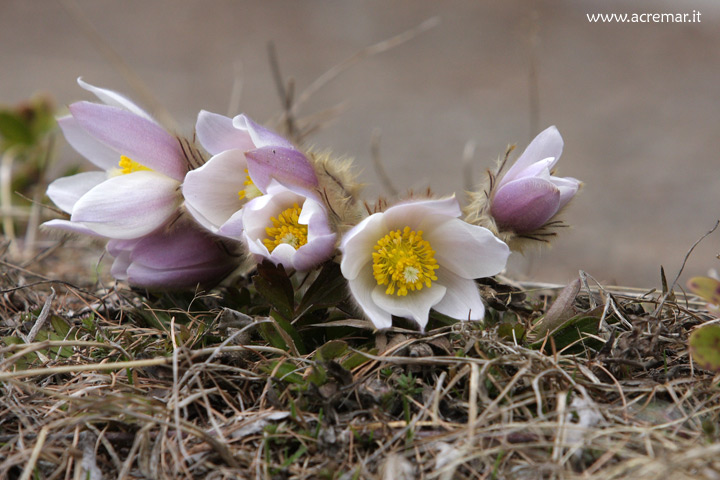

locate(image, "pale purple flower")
(44, 79), (186, 239)
(182, 112), (317, 237)
(107, 220), (238, 289)
(490, 126), (580, 234)
(240, 182), (336, 272)
(340, 197), (510, 331)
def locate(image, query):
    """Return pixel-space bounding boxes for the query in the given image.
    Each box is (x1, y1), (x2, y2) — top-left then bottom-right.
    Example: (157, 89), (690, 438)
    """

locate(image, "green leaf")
(497, 321), (526, 342)
(263, 360), (305, 385)
(341, 349), (374, 371)
(50, 316), (71, 338)
(296, 261), (348, 317)
(253, 261), (295, 320)
(687, 277), (720, 308)
(316, 340), (348, 362)
(690, 324), (720, 372)
(0, 110), (35, 149)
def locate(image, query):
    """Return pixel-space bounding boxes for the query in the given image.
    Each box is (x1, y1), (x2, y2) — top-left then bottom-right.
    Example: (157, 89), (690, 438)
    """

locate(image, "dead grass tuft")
(2, 243), (720, 480)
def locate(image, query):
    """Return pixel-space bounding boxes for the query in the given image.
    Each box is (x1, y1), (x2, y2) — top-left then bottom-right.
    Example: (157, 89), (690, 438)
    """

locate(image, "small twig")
(654, 220), (720, 316)
(18, 425), (49, 480)
(462, 140), (476, 193)
(25, 288), (56, 343)
(370, 128), (398, 196)
(0, 357), (170, 381)
(1, 148), (19, 257)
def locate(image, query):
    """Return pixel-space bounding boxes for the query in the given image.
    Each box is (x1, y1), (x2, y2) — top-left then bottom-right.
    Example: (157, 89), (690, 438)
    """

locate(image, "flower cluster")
(44, 79), (580, 331)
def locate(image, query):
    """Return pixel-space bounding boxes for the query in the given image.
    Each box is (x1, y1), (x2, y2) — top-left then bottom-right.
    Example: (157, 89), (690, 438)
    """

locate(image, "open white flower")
(240, 182), (336, 272)
(340, 197), (510, 330)
(44, 78), (187, 239)
(182, 112), (317, 237)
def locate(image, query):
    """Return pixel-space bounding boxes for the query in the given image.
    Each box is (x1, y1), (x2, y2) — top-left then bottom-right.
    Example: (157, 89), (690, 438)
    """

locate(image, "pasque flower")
(489, 126), (580, 234)
(107, 218), (239, 289)
(182, 112), (317, 238)
(240, 181), (336, 272)
(44, 79), (188, 239)
(340, 197), (510, 331)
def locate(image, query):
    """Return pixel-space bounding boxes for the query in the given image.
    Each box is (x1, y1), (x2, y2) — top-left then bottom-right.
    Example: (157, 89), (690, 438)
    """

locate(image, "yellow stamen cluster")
(238, 169), (261, 201)
(372, 226), (439, 296)
(263, 203), (308, 252)
(118, 155), (151, 174)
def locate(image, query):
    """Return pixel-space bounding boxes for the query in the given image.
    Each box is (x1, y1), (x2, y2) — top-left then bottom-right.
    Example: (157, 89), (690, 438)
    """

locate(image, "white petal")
(383, 196), (461, 228)
(292, 232), (337, 272)
(71, 171), (180, 239)
(233, 114), (294, 149)
(182, 150), (249, 231)
(501, 126), (564, 185)
(41, 219), (105, 237)
(196, 110), (255, 155)
(423, 218), (510, 279)
(339, 213), (387, 281)
(372, 281), (447, 331)
(77, 77), (154, 120)
(216, 209), (245, 240)
(432, 269), (486, 321)
(551, 175), (581, 210)
(348, 267), (394, 330)
(58, 115), (120, 171)
(46, 171), (107, 213)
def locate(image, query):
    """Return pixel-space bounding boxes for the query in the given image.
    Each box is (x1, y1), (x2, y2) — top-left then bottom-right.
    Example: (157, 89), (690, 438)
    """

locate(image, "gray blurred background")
(3, 0), (719, 288)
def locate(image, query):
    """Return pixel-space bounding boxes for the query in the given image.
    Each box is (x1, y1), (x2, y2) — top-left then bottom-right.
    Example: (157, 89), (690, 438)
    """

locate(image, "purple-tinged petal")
(182, 150), (249, 232)
(499, 157), (554, 188)
(41, 219), (105, 237)
(233, 114), (294, 150)
(501, 126), (563, 185)
(245, 146), (318, 196)
(126, 263), (235, 289)
(77, 78), (153, 121)
(131, 226), (228, 269)
(423, 217), (510, 279)
(348, 267), (394, 330)
(293, 232), (337, 272)
(46, 171), (107, 213)
(58, 115), (121, 171)
(371, 281), (447, 332)
(432, 269), (486, 321)
(110, 251), (132, 280)
(491, 177), (561, 233)
(69, 102), (186, 181)
(196, 110), (255, 155)
(216, 210), (245, 240)
(551, 175), (581, 210)
(71, 171), (180, 239)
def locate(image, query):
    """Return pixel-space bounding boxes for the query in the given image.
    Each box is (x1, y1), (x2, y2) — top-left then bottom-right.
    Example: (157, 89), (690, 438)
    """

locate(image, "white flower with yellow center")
(182, 112), (318, 239)
(241, 182), (336, 272)
(44, 78), (186, 239)
(340, 197), (510, 331)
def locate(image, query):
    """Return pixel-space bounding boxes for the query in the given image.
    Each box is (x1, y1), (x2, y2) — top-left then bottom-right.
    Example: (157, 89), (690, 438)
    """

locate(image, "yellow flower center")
(372, 226), (439, 296)
(118, 155), (151, 174)
(263, 203), (308, 252)
(238, 169), (262, 201)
